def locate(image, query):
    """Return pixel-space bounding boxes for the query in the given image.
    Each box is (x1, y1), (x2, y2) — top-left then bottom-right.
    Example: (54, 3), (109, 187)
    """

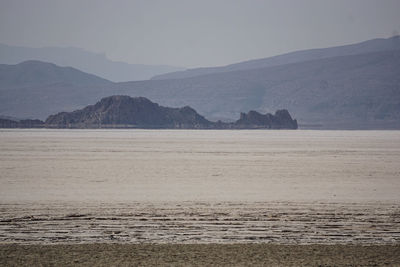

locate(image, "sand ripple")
(1, 202), (399, 244)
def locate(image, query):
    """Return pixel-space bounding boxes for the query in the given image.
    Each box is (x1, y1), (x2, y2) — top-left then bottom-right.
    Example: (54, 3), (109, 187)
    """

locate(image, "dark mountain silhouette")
(152, 36), (400, 80)
(0, 43), (184, 82)
(45, 95), (211, 129)
(235, 110), (298, 129)
(44, 95), (297, 129)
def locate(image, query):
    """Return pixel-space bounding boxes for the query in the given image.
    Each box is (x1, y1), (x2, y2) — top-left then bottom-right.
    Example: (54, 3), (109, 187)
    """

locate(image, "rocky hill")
(44, 96), (297, 129)
(45, 95), (213, 128)
(234, 110), (298, 129)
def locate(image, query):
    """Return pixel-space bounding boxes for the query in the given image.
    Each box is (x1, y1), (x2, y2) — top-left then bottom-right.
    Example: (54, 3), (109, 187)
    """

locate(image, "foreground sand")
(1, 131), (399, 265)
(1, 244), (399, 266)
(1, 202), (399, 244)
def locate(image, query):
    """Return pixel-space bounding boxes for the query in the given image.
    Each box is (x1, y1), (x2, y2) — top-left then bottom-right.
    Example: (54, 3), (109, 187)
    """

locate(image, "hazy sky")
(1, 0), (400, 67)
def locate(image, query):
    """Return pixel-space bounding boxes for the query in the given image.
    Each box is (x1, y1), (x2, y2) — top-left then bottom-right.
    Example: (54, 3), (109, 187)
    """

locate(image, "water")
(0, 129), (399, 244)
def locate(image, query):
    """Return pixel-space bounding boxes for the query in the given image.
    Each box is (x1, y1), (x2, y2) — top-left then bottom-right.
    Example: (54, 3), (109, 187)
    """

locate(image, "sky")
(1, 0), (400, 68)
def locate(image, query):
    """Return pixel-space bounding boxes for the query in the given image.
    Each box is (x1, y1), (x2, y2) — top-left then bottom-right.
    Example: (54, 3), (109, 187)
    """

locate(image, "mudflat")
(1, 130), (399, 265)
(1, 202), (399, 244)
(1, 129), (399, 203)
(1, 244), (399, 266)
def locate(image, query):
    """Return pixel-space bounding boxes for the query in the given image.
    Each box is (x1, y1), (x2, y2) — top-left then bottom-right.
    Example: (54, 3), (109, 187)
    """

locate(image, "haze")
(1, 0), (400, 67)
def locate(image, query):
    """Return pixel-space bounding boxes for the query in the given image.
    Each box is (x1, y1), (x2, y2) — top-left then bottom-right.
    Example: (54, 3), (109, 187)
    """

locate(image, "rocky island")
(45, 96), (298, 129)
(2, 95), (298, 129)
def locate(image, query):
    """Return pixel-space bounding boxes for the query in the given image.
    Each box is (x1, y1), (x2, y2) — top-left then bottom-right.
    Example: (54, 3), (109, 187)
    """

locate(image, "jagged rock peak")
(236, 110), (297, 129)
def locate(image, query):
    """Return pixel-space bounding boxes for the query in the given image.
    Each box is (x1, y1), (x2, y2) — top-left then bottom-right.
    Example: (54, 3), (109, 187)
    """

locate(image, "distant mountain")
(0, 43), (184, 82)
(44, 95), (297, 129)
(0, 60), (111, 88)
(0, 60), (112, 119)
(152, 36), (400, 80)
(1, 40), (399, 129)
(118, 49), (400, 129)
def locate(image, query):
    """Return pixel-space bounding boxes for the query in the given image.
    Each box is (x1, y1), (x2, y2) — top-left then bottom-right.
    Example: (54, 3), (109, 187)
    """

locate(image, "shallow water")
(0, 129), (399, 243)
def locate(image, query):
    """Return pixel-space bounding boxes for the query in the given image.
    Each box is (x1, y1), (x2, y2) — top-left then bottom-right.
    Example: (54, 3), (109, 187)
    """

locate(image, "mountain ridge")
(119, 49), (400, 128)
(0, 43), (184, 82)
(151, 36), (400, 80)
(0, 60), (111, 88)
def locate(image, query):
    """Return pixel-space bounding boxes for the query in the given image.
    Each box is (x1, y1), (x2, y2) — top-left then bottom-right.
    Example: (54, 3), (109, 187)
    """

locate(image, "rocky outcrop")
(45, 95), (213, 129)
(44, 95), (298, 129)
(0, 118), (44, 128)
(234, 110), (298, 129)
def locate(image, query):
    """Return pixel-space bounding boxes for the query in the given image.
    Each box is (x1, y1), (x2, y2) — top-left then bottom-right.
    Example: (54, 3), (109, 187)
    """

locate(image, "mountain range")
(152, 36), (400, 80)
(0, 36), (399, 129)
(0, 43), (184, 82)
